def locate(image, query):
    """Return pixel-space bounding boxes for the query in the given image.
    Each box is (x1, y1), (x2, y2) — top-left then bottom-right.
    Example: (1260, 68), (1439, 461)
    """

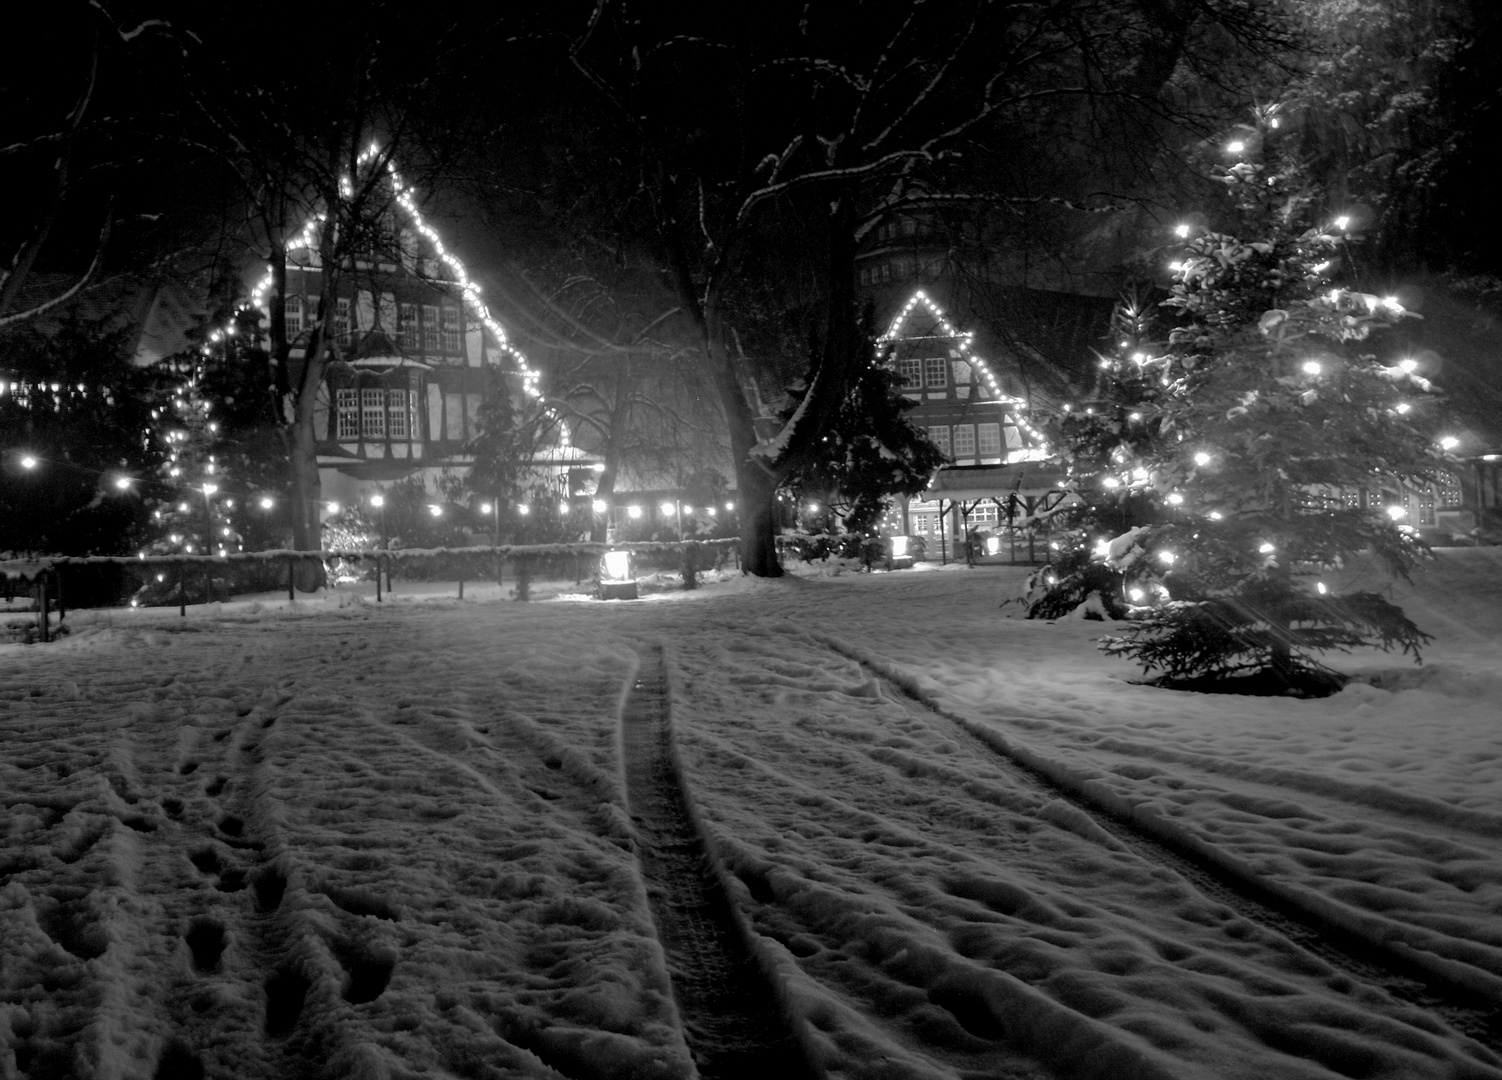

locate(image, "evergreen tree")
(0, 312), (162, 562)
(778, 320), (948, 543)
(463, 369), (566, 544)
(1032, 112), (1448, 695)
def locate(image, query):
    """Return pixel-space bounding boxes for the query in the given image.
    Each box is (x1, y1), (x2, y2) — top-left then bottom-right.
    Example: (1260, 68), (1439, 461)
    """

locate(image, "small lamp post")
(599, 549), (638, 600)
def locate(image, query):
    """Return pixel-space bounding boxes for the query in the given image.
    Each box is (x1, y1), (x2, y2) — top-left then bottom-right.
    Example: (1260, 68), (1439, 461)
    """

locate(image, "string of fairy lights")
(6, 141), (559, 557)
(877, 289), (1052, 453)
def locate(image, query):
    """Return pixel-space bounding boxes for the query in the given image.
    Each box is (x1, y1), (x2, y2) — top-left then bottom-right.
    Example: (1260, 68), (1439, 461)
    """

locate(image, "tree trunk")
(736, 464), (782, 577)
(287, 418), (326, 591)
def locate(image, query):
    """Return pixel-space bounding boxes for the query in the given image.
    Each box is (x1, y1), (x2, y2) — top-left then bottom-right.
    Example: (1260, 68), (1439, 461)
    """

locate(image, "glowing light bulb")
(370, 494), (384, 508)
(20, 455), (37, 469)
(1174, 223), (1190, 238)
(428, 504), (442, 517)
(260, 497), (274, 510)
(1166, 493), (1183, 505)
(1258, 542), (1275, 553)
(1227, 140), (1245, 153)
(114, 476), (132, 490)
(1193, 452), (1211, 466)
(1399, 358), (1418, 373)
(660, 502), (676, 517)
(1208, 511), (1223, 521)
(1387, 505), (1407, 520)
(1334, 215), (1350, 230)
(1316, 582), (1327, 594)
(1157, 551), (1176, 565)
(592, 499), (607, 514)
(327, 502), (340, 514)
(480, 502), (492, 514)
(1129, 588), (1145, 601)
(1302, 361), (1322, 376)
(1395, 402), (1411, 414)
(1440, 436), (1459, 450)
(628, 505), (642, 519)
(518, 504), (530, 515)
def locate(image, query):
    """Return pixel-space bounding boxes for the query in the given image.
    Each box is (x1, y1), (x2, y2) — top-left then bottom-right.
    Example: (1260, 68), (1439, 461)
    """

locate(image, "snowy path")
(4, 553), (1502, 1079)
(820, 634), (1502, 1052)
(618, 644), (812, 1078)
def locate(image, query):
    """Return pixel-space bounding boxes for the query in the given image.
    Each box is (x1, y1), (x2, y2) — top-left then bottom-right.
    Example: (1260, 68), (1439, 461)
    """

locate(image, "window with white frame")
(335, 298), (352, 345)
(897, 358), (922, 389)
(965, 503), (999, 525)
(387, 390), (411, 439)
(441, 306), (462, 354)
(398, 304), (418, 350)
(923, 357), (947, 388)
(336, 389), (359, 440)
(361, 388), (386, 439)
(422, 305), (440, 352)
(977, 422), (1001, 457)
(928, 425), (951, 457)
(952, 424), (976, 458)
(285, 296), (304, 335)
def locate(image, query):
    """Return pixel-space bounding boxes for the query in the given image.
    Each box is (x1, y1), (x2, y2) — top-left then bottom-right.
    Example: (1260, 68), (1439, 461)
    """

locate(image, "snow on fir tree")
(135, 311), (258, 603)
(1029, 109), (1452, 696)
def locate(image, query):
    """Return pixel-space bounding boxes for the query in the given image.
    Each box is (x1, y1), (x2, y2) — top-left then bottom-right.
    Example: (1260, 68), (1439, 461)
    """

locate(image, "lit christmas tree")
(135, 302), (278, 602)
(1031, 108), (1450, 695)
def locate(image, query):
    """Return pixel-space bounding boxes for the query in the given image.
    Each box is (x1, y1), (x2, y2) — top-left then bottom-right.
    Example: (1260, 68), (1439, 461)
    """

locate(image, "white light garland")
(878, 290), (1050, 451)
(242, 141), (540, 398)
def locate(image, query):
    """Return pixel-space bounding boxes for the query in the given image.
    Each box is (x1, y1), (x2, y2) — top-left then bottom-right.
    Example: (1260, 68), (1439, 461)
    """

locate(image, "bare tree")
(539, 0), (1289, 575)
(173, 8), (496, 583)
(0, 6), (175, 326)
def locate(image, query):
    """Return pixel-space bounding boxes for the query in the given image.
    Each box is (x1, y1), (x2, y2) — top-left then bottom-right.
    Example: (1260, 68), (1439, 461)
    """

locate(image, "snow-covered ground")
(3, 549), (1500, 1079)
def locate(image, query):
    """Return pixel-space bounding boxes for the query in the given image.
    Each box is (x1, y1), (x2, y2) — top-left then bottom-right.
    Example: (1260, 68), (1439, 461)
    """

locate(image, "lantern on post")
(598, 549), (638, 600)
(886, 535), (915, 570)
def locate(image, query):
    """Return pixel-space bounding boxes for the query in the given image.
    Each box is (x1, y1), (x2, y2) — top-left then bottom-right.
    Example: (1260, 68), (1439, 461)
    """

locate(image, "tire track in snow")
(619, 645), (815, 1080)
(814, 634), (1502, 1061)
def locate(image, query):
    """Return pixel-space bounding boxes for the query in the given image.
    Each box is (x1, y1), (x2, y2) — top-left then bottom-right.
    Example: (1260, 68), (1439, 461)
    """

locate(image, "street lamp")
(370, 492), (387, 547)
(202, 483), (218, 558)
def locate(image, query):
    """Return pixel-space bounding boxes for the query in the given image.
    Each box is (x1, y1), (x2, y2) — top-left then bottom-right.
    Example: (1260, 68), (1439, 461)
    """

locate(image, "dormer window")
(285, 296), (304, 335)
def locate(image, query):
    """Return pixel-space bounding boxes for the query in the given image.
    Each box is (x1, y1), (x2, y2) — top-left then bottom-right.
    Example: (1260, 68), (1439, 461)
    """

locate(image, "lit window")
(423, 305), (440, 352)
(923, 357), (947, 388)
(398, 304), (418, 350)
(336, 389), (359, 440)
(285, 296), (303, 335)
(977, 423), (1001, 457)
(387, 390), (410, 439)
(953, 424), (976, 459)
(898, 358), (922, 389)
(335, 298), (352, 346)
(361, 388), (385, 439)
(441, 306), (461, 354)
(928, 426), (951, 457)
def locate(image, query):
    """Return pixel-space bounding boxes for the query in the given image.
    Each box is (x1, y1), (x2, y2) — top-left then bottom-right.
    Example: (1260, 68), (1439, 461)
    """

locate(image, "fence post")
(287, 555), (295, 602)
(375, 555), (382, 602)
(37, 573), (49, 643)
(179, 558), (187, 617)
